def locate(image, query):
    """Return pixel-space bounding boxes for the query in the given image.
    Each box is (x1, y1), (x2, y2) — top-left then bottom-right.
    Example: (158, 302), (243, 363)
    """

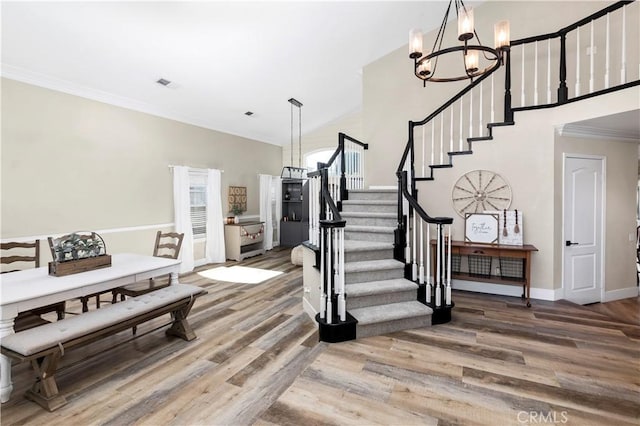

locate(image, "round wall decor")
(451, 170), (512, 217)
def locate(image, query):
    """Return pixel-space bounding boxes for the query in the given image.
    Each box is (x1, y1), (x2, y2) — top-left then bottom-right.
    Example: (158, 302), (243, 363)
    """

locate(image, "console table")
(431, 240), (538, 307)
(224, 221), (265, 261)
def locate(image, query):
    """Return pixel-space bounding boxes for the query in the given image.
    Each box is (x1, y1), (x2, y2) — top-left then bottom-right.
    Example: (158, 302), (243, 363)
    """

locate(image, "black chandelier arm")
(415, 44), (501, 83)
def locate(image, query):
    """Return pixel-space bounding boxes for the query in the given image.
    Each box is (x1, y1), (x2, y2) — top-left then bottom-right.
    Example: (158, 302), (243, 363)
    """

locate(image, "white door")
(563, 155), (604, 304)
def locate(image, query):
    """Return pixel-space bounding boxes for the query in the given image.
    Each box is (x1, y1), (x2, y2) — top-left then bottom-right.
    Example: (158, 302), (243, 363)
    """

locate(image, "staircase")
(341, 189), (432, 338)
(309, 1), (638, 343)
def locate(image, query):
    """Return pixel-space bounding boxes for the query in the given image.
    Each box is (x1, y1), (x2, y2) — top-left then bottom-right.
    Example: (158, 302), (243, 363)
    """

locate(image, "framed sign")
(464, 213), (499, 244)
(228, 186), (247, 213)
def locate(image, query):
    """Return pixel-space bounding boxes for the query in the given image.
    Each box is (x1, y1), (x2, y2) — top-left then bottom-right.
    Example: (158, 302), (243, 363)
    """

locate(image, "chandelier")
(409, 0), (510, 85)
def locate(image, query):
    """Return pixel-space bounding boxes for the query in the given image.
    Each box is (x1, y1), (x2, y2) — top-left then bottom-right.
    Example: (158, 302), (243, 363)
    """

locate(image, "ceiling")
(1, 1), (462, 146)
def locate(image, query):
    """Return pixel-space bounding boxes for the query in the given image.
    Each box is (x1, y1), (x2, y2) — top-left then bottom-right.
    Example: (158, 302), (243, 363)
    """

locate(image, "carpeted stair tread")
(344, 240), (393, 252)
(345, 225), (395, 234)
(349, 189), (396, 194)
(344, 259), (403, 273)
(342, 200), (395, 206)
(341, 212), (396, 219)
(346, 278), (417, 297)
(349, 301), (433, 325)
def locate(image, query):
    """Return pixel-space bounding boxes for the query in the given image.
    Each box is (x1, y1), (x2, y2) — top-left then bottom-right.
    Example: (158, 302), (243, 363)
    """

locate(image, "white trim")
(556, 123), (639, 143)
(194, 258), (209, 268)
(452, 279), (561, 301)
(1, 223), (174, 243)
(368, 185), (396, 190)
(603, 286), (639, 302)
(561, 153), (606, 303)
(302, 296), (318, 320)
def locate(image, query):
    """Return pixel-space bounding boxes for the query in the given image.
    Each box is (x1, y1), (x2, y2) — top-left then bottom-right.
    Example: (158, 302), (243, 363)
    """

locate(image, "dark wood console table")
(431, 240), (538, 307)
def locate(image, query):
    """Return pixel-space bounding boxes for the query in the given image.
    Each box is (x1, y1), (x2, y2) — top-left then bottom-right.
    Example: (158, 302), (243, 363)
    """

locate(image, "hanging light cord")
(298, 105), (302, 168)
(290, 101), (294, 168)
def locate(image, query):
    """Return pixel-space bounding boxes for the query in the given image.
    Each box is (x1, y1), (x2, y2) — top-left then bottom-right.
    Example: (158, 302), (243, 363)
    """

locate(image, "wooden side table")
(431, 240), (538, 307)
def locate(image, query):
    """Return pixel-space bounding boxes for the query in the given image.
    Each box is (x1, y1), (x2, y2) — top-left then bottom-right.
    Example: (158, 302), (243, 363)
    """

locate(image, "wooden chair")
(1, 240), (66, 332)
(112, 231), (184, 302)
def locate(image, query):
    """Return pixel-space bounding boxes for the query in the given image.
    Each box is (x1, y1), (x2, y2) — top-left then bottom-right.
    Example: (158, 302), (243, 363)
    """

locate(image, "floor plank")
(2, 247), (639, 426)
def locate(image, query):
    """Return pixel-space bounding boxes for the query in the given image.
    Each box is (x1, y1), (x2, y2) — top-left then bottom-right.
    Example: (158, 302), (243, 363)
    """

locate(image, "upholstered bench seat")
(1, 283), (206, 411)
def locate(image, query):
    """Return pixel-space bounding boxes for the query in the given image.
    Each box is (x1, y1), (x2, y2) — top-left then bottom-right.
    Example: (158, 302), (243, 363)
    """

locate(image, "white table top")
(0, 253), (180, 307)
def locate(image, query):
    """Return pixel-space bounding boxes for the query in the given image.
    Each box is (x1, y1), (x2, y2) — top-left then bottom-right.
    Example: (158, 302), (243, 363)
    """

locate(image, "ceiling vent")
(156, 78), (171, 86)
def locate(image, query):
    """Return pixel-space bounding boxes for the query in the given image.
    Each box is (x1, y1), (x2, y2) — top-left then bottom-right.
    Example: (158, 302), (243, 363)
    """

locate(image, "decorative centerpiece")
(47, 231), (111, 276)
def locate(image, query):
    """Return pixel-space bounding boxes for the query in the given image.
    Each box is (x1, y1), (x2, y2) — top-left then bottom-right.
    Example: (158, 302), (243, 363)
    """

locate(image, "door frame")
(561, 153), (607, 303)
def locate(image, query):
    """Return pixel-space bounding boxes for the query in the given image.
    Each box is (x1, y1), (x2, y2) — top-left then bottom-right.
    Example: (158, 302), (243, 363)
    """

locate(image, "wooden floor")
(2, 247), (639, 425)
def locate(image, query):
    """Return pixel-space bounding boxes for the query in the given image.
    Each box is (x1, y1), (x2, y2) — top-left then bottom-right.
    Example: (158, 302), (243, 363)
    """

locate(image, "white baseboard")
(452, 279), (561, 301)
(603, 286), (639, 302)
(302, 297), (317, 321)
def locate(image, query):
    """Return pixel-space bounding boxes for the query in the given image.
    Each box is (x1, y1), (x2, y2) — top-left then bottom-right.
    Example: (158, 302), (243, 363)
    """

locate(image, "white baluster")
(468, 89), (473, 138)
(490, 73), (495, 123)
(435, 225), (442, 307)
(439, 112), (444, 165)
(605, 13), (610, 89)
(326, 230), (332, 324)
(547, 38), (552, 104)
(412, 209), (417, 281)
(426, 224), (431, 303)
(521, 44), (526, 106)
(450, 107), (454, 154)
(446, 225), (452, 305)
(319, 228), (325, 320)
(421, 125), (425, 177)
(419, 220), (424, 285)
(621, 5), (626, 84)
(430, 120), (435, 166)
(338, 228), (345, 322)
(589, 20), (594, 93)
(534, 41), (539, 105)
(576, 26), (581, 97)
(478, 81), (483, 136)
(459, 99), (464, 151)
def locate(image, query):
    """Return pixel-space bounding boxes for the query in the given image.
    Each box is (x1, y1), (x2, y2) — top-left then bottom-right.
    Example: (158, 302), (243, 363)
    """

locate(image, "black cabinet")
(281, 179), (308, 247)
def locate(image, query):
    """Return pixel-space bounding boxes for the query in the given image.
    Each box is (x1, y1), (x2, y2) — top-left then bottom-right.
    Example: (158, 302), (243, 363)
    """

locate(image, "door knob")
(565, 240), (578, 246)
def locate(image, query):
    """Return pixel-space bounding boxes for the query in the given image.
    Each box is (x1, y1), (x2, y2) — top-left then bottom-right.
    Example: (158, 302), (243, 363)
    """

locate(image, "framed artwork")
(464, 213), (499, 244)
(228, 186), (247, 213)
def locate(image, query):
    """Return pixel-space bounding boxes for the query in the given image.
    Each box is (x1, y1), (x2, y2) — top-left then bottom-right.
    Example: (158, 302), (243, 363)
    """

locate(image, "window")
(190, 173), (207, 238)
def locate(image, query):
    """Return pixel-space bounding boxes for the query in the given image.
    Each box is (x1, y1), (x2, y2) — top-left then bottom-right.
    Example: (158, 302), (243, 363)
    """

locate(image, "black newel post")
(504, 49), (513, 123)
(558, 33), (569, 103)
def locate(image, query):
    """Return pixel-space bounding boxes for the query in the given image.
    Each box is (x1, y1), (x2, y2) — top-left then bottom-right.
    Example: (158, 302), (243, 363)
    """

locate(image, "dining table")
(0, 253), (181, 403)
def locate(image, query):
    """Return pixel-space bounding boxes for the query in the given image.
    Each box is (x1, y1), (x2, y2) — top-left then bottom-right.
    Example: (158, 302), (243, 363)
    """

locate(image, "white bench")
(1, 283), (206, 411)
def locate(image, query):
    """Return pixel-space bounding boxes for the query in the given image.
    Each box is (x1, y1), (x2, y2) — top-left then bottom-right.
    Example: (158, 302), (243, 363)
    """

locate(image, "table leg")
(0, 317), (15, 403)
(170, 271), (180, 285)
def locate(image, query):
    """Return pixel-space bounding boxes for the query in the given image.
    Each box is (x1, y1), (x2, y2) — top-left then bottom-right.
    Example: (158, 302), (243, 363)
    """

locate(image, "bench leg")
(166, 301), (197, 341)
(25, 353), (67, 412)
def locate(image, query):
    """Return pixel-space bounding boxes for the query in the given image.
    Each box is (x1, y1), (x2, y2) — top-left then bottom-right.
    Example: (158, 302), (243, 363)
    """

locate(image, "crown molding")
(556, 123), (640, 143)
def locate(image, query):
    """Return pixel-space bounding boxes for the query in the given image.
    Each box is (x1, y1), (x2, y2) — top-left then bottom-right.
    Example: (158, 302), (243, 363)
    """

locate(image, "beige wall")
(1, 78), (282, 262)
(363, 0), (631, 187)
(361, 1), (639, 297)
(554, 134), (638, 293)
(282, 110), (362, 170)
